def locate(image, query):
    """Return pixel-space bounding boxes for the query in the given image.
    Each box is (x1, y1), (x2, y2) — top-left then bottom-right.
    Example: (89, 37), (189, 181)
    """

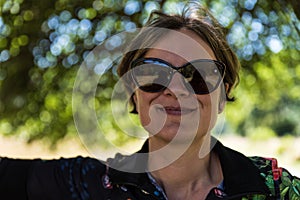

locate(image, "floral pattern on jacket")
(247, 156), (300, 200)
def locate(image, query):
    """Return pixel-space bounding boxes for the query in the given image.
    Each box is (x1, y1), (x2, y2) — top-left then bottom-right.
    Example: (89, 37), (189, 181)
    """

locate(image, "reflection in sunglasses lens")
(131, 58), (224, 94)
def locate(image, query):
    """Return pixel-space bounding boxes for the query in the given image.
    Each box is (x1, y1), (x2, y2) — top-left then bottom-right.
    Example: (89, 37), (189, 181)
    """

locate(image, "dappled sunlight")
(0, 134), (90, 159)
(219, 135), (300, 177)
(219, 134), (300, 177)
(1, 134), (299, 177)
(0, 0), (299, 146)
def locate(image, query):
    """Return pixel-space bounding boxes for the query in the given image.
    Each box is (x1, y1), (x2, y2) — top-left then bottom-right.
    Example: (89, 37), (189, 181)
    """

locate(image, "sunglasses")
(129, 57), (226, 94)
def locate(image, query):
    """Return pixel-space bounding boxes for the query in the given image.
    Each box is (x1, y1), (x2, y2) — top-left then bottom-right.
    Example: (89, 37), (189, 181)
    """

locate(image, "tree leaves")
(0, 0), (299, 146)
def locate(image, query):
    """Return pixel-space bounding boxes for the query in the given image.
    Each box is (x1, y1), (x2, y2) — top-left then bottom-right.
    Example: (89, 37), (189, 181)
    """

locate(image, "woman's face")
(133, 29), (225, 144)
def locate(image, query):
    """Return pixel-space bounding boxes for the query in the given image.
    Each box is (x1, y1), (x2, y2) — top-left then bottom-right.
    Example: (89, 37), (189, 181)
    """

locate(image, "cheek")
(197, 93), (220, 129)
(198, 94), (219, 113)
(137, 103), (150, 126)
(134, 91), (159, 125)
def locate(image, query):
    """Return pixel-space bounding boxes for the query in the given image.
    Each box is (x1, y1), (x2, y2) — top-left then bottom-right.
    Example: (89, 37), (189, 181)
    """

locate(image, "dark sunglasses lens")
(131, 59), (224, 94)
(131, 63), (170, 92)
(183, 61), (223, 94)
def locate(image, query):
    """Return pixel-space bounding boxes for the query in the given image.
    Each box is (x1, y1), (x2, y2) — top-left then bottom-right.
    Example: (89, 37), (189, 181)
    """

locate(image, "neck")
(148, 135), (223, 199)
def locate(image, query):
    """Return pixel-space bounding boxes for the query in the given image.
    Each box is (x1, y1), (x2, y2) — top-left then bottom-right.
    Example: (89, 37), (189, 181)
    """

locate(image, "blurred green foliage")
(0, 0), (299, 146)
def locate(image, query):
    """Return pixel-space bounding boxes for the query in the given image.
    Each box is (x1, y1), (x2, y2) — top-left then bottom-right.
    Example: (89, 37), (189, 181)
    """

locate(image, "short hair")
(117, 5), (240, 114)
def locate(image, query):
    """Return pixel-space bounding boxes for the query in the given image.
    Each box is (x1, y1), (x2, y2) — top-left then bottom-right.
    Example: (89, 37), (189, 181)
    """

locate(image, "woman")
(0, 5), (299, 200)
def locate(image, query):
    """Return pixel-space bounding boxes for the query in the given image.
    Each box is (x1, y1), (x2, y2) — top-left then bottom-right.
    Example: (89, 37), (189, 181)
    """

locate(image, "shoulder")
(27, 156), (107, 199)
(31, 155), (107, 179)
(214, 140), (300, 198)
(30, 156), (106, 174)
(0, 156), (108, 199)
(249, 156), (300, 199)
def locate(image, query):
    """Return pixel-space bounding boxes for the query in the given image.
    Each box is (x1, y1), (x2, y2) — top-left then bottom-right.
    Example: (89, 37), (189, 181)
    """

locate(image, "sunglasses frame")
(130, 57), (226, 94)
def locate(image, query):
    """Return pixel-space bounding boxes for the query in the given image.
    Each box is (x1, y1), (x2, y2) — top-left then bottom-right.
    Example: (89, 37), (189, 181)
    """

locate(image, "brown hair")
(117, 5), (240, 113)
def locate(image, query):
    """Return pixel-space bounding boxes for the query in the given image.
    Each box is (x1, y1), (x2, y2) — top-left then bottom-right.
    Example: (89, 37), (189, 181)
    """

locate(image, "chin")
(151, 127), (199, 144)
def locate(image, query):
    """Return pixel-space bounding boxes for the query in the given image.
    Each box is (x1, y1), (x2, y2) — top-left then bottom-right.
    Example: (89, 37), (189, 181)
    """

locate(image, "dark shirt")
(0, 139), (297, 199)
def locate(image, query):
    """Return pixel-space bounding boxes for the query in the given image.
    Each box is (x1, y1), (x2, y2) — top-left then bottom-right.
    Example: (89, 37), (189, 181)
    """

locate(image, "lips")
(158, 106), (196, 115)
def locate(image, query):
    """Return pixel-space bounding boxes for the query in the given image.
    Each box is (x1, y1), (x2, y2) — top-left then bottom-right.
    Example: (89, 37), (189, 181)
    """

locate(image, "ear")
(218, 83), (229, 114)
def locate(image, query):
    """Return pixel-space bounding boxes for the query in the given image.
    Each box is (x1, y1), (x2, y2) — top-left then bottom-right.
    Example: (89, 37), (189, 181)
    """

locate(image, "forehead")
(146, 29), (216, 62)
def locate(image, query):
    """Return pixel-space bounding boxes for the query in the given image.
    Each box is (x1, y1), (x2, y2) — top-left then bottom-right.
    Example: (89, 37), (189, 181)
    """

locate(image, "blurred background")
(0, 0), (299, 176)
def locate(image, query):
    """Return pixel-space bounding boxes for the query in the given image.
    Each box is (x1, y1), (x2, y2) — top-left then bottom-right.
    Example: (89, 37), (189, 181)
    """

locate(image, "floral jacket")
(248, 156), (300, 200)
(0, 139), (299, 200)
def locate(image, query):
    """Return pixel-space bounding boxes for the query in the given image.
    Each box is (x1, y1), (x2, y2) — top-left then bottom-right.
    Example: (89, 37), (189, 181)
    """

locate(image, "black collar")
(107, 138), (270, 197)
(213, 139), (270, 196)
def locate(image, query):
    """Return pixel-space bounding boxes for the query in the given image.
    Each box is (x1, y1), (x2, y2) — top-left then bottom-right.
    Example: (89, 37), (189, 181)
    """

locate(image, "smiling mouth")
(157, 106), (196, 115)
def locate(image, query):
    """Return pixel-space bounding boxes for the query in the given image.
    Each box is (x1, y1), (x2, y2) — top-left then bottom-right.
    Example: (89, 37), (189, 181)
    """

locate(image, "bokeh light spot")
(267, 35), (283, 53)
(40, 110), (52, 123)
(10, 3), (20, 14)
(0, 121), (13, 134)
(94, 57), (112, 75)
(50, 44), (62, 56)
(3, 1), (13, 12)
(145, 1), (159, 13)
(93, 0), (104, 11)
(13, 95), (25, 108)
(124, 0), (141, 15)
(244, 0), (257, 10)
(48, 15), (60, 30)
(18, 35), (29, 46)
(59, 10), (72, 22)
(9, 46), (20, 57)
(23, 10), (34, 21)
(67, 19), (79, 33)
(86, 8), (97, 19)
(94, 30), (107, 44)
(105, 35), (122, 50)
(251, 19), (263, 33)
(13, 15), (23, 26)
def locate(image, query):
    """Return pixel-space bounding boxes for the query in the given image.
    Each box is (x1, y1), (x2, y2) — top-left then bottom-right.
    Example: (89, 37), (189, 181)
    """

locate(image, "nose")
(163, 72), (190, 98)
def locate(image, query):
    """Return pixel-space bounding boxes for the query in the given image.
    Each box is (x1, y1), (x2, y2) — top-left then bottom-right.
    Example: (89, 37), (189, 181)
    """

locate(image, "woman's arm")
(0, 157), (34, 199)
(0, 157), (106, 200)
